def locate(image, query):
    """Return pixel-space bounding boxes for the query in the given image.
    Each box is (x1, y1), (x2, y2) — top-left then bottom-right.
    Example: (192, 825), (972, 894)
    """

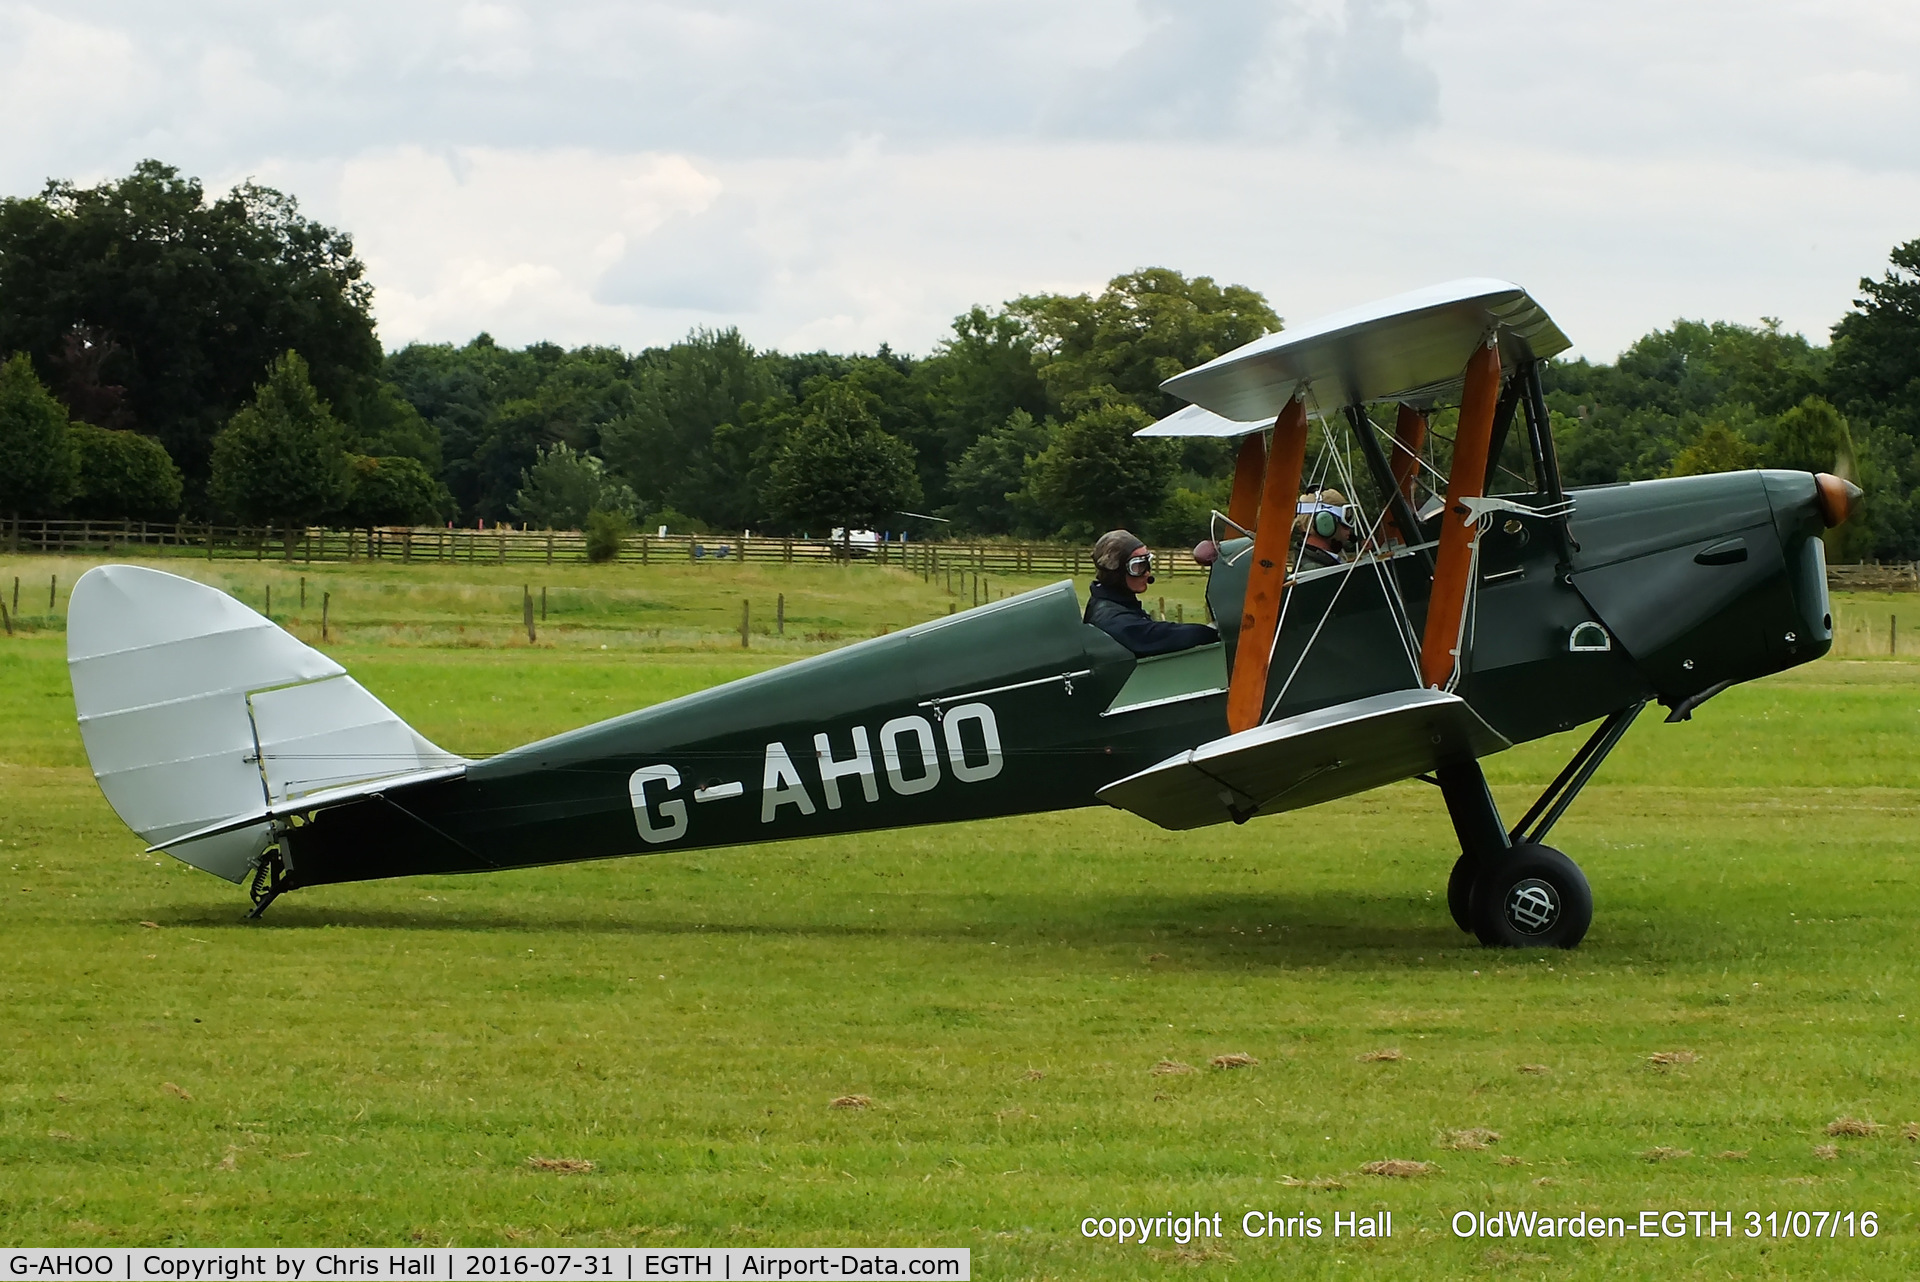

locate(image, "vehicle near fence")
(65, 280), (1858, 948)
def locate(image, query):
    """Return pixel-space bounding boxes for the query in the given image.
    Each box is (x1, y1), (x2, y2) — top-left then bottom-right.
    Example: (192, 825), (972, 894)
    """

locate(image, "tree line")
(3, 161), (1919, 558)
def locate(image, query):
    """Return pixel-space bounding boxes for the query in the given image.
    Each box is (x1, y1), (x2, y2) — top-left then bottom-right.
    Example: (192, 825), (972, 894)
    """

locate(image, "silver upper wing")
(1152, 278), (1570, 429)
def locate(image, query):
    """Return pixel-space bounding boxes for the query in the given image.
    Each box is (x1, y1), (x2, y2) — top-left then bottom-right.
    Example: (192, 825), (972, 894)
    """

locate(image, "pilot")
(1295, 488), (1357, 569)
(1084, 530), (1219, 656)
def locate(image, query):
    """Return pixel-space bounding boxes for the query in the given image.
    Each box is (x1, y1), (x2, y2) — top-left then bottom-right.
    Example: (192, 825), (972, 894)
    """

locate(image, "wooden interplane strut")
(1382, 403), (1428, 546)
(1226, 396), (1309, 733)
(1419, 342), (1503, 689)
(1226, 432), (1267, 534)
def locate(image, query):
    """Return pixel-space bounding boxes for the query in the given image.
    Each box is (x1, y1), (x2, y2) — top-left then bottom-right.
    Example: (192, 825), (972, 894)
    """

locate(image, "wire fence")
(0, 518), (1209, 578)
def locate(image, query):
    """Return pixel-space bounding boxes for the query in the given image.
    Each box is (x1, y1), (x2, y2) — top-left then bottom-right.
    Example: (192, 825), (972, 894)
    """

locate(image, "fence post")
(524, 586), (536, 643)
(741, 599), (750, 648)
(300, 577), (306, 609)
(777, 593), (785, 635)
(322, 592), (330, 641)
(541, 586), (548, 620)
(547, 532), (554, 566)
(50, 573), (57, 612)
(1, 596), (10, 636)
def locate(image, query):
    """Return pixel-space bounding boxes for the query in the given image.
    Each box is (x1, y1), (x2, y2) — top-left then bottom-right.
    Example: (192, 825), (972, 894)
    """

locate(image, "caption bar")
(4, 1252), (968, 1282)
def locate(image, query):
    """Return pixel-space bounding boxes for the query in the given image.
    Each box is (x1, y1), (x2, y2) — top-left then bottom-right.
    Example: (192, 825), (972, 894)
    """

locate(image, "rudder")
(67, 565), (463, 882)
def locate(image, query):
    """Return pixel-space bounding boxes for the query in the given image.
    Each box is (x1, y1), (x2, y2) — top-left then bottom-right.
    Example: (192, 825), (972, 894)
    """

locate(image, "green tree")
(1827, 238), (1920, 438)
(1762, 396), (1854, 474)
(1668, 422), (1762, 477)
(0, 162), (381, 500)
(913, 307), (1052, 505)
(945, 409), (1052, 535)
(584, 509), (632, 563)
(343, 382), (442, 468)
(1011, 269), (1280, 420)
(385, 333), (544, 518)
(510, 443), (639, 530)
(764, 382), (921, 543)
(68, 421), (183, 519)
(1545, 319), (1828, 485)
(342, 455), (451, 527)
(208, 352), (352, 541)
(601, 328), (782, 526)
(1024, 398), (1172, 539)
(1145, 480), (1229, 547)
(0, 352), (76, 516)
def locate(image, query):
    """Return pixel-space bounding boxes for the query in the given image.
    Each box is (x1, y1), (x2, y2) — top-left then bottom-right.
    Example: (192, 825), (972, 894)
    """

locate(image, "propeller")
(1814, 422), (1864, 528)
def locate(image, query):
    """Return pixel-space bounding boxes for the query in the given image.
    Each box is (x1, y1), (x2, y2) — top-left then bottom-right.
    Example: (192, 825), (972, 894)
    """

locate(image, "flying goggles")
(1297, 499), (1357, 537)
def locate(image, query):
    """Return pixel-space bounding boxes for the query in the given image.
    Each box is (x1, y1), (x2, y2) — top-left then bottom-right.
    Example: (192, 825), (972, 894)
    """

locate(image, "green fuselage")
(283, 469), (1834, 890)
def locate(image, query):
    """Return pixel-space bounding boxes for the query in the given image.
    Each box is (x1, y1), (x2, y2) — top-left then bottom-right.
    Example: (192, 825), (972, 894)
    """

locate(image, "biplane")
(67, 280), (1856, 947)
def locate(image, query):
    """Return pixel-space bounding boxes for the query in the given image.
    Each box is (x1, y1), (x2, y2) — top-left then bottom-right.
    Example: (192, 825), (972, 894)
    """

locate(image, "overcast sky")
(3, 1), (1916, 361)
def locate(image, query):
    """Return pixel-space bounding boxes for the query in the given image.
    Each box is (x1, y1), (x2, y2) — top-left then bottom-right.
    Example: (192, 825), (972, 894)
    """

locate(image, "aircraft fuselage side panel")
(283, 583), (1228, 886)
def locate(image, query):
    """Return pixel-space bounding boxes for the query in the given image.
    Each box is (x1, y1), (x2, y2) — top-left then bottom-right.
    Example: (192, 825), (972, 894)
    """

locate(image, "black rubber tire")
(1446, 851), (1479, 933)
(1468, 843), (1592, 949)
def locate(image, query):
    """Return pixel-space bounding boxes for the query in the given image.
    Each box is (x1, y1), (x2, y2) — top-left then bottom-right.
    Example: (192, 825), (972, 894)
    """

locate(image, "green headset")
(1297, 497), (1354, 538)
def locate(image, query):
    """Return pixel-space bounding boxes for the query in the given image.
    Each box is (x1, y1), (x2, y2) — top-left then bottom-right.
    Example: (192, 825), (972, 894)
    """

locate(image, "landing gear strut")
(247, 842), (290, 919)
(1437, 703), (1642, 948)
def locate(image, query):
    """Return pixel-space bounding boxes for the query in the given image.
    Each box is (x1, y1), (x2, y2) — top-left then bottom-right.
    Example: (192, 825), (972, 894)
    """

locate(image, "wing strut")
(1379, 404), (1429, 549)
(1226, 393), (1309, 733)
(1388, 404), (1428, 520)
(1226, 431), (1267, 533)
(1419, 340), (1503, 690)
(1347, 404), (1431, 574)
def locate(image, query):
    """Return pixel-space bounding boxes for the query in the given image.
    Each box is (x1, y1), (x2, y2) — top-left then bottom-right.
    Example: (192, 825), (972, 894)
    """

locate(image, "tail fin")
(67, 565), (464, 882)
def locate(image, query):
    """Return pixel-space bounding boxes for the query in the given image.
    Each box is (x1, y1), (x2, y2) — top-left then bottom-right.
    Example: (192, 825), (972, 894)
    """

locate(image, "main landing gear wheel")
(1446, 852), (1478, 934)
(1468, 843), (1592, 949)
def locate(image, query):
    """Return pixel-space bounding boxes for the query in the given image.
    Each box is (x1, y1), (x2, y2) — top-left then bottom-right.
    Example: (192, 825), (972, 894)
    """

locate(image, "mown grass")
(0, 557), (1916, 1277)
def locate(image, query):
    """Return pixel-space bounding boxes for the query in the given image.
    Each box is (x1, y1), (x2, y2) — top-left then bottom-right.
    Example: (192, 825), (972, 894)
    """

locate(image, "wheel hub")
(1505, 878), (1560, 934)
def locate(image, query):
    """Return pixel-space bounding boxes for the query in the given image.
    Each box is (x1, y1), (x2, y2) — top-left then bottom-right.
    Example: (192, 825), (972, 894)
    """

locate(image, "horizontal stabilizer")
(1096, 689), (1508, 831)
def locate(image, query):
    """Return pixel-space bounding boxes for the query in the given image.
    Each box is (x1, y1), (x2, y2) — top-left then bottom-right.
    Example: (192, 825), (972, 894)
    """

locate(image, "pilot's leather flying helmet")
(1094, 529), (1147, 586)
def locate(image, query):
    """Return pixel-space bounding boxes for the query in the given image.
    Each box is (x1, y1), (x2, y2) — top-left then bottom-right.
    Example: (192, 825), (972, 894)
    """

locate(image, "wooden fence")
(7, 518), (1917, 591)
(0, 518), (1207, 579)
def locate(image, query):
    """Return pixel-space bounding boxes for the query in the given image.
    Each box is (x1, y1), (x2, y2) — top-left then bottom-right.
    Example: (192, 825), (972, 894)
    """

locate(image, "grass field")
(2, 554), (1917, 1277)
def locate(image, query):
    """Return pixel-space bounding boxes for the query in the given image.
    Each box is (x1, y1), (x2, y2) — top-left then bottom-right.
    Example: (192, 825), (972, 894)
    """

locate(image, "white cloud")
(1, 1), (1917, 359)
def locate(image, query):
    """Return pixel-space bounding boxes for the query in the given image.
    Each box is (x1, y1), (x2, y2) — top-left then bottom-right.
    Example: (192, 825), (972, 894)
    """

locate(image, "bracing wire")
(1264, 392), (1411, 718)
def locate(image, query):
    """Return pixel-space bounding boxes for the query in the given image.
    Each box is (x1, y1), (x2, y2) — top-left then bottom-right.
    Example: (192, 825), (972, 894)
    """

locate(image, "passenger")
(1294, 488), (1357, 568)
(1084, 530), (1219, 656)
